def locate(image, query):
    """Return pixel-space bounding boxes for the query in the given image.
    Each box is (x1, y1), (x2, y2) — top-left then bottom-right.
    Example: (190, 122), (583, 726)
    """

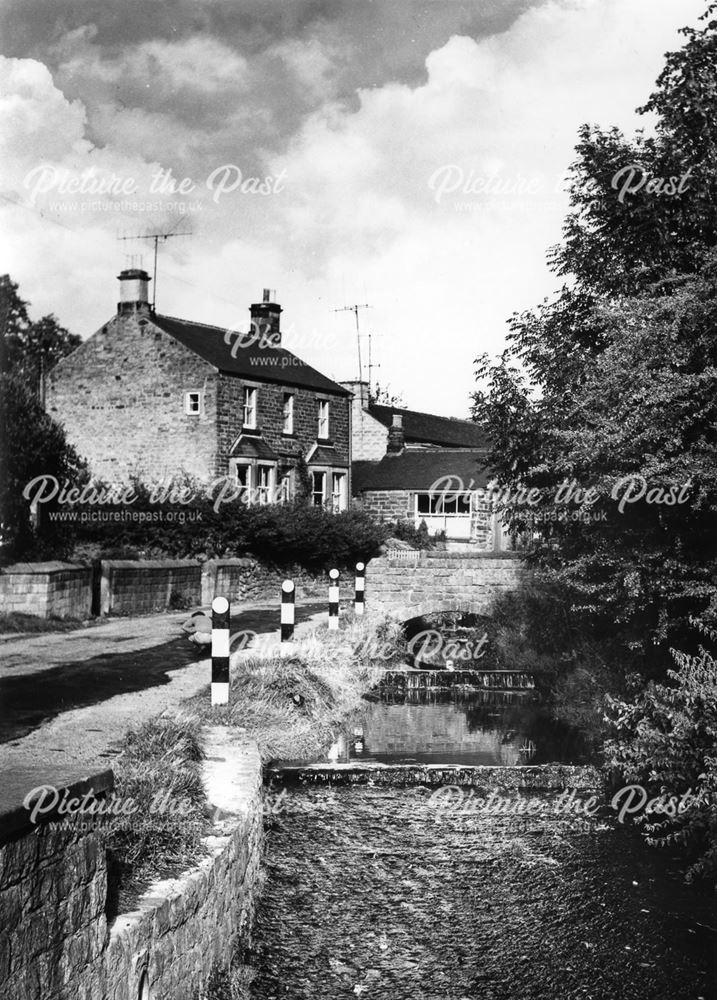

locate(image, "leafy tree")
(0, 274), (80, 394)
(472, 6), (717, 656)
(0, 373), (88, 559)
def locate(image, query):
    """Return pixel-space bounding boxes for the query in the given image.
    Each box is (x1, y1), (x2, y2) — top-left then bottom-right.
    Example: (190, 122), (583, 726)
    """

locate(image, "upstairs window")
(317, 399), (330, 439)
(243, 386), (257, 428)
(283, 393), (294, 435)
(184, 390), (202, 415)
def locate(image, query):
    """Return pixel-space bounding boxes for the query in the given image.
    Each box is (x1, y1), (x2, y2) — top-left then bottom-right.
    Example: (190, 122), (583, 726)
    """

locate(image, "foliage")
(604, 620), (717, 880)
(370, 382), (405, 406)
(186, 610), (390, 762)
(106, 715), (208, 915)
(36, 475), (389, 569)
(0, 372), (88, 560)
(389, 517), (434, 549)
(0, 274), (80, 392)
(472, 9), (717, 656)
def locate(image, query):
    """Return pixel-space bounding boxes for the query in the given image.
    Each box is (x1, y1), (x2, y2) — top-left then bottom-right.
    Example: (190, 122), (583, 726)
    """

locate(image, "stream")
(247, 682), (717, 999)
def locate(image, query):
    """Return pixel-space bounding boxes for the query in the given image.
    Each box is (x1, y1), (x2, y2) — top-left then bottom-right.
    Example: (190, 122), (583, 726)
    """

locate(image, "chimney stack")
(117, 268), (151, 314)
(387, 413), (405, 454)
(250, 289), (282, 347)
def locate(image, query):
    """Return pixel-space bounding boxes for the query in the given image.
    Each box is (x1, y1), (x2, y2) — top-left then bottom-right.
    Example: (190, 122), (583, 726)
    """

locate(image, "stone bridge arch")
(365, 552), (527, 623)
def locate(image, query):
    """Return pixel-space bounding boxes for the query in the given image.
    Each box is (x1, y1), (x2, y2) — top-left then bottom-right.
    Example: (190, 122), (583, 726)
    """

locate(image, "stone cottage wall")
(45, 309), (218, 484)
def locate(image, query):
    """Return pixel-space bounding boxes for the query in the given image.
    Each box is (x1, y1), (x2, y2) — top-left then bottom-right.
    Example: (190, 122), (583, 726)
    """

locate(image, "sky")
(0, 0), (708, 416)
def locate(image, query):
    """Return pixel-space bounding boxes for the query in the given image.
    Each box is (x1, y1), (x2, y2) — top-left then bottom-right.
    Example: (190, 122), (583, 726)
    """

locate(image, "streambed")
(247, 688), (717, 999)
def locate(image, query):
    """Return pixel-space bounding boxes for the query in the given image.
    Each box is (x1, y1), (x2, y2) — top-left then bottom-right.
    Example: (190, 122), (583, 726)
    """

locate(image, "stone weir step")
(267, 762), (601, 791)
(382, 668), (535, 690)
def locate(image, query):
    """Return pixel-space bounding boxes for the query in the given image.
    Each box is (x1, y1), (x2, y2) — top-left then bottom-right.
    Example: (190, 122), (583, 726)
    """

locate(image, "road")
(0, 603), (324, 745)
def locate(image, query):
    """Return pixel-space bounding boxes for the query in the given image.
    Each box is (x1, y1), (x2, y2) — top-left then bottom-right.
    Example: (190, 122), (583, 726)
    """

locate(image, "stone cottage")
(46, 269), (351, 508)
(343, 381), (508, 549)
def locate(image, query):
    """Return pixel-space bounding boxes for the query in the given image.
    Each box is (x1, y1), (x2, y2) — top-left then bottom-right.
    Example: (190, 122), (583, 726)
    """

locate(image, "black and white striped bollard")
(281, 580), (295, 642)
(354, 561), (365, 616)
(211, 595), (230, 706)
(328, 568), (339, 630)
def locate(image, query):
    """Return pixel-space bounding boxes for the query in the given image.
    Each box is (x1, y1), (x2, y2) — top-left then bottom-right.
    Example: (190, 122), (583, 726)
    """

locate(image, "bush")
(66, 480), (389, 570)
(604, 621), (717, 881)
(389, 518), (434, 549)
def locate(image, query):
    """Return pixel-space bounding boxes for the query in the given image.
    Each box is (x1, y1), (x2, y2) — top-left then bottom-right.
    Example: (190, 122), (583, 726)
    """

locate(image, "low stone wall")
(0, 562), (92, 619)
(0, 557), (325, 619)
(366, 552), (527, 620)
(100, 559), (202, 615)
(0, 769), (114, 1000)
(0, 735), (264, 1000)
(202, 558), (323, 605)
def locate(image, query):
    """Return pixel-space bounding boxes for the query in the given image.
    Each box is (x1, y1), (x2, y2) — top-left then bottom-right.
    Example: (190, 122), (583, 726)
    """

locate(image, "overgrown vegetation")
(604, 621), (717, 881)
(105, 715), (209, 916)
(186, 611), (400, 762)
(27, 477), (389, 571)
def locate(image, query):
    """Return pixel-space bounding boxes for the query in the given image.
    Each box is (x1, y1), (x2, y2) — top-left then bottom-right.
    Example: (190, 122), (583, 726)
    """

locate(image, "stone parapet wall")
(0, 738), (264, 1000)
(100, 559), (202, 615)
(365, 553), (527, 619)
(0, 562), (92, 619)
(0, 557), (326, 619)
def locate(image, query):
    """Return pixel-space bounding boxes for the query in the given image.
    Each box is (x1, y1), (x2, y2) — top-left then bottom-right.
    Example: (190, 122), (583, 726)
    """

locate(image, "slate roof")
(353, 451), (491, 492)
(366, 403), (486, 448)
(153, 314), (350, 396)
(229, 434), (279, 461)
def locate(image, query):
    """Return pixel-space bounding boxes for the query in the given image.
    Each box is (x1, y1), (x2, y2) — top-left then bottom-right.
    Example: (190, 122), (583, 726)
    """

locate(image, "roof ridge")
(369, 402), (479, 426)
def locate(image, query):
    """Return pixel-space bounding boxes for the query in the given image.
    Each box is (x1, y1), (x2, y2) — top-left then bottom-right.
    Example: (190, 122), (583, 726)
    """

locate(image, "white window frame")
(317, 399), (330, 439)
(256, 464), (275, 505)
(278, 470), (292, 505)
(311, 470), (327, 507)
(232, 461), (252, 504)
(414, 490), (473, 539)
(243, 386), (257, 429)
(331, 472), (347, 512)
(184, 390), (202, 415)
(283, 393), (295, 435)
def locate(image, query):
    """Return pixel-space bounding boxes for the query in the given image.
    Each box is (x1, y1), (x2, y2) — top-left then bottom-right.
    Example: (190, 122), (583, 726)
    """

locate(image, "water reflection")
(325, 691), (595, 767)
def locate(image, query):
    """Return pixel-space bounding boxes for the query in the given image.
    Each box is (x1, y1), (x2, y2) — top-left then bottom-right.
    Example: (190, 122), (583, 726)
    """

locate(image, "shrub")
(604, 621), (717, 881)
(67, 479), (388, 570)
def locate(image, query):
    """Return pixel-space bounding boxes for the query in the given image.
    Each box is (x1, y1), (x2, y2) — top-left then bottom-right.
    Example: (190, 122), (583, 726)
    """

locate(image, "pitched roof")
(366, 403), (486, 448)
(353, 451), (490, 492)
(153, 314), (350, 396)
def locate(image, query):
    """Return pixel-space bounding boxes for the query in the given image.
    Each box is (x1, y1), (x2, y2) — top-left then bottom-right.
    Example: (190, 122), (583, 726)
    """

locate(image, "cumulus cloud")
(0, 0), (709, 415)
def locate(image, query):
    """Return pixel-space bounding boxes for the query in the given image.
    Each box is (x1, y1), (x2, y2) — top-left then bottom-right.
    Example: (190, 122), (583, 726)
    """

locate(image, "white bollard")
(211, 596), (230, 705)
(354, 561), (365, 616)
(328, 568), (339, 630)
(281, 580), (295, 642)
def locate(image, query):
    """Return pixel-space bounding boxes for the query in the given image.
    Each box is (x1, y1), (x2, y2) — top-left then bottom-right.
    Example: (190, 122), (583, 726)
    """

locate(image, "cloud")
(0, 0), (709, 417)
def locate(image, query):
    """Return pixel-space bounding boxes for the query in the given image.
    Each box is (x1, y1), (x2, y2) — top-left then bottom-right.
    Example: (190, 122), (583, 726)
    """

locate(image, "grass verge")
(0, 612), (89, 634)
(105, 714), (209, 917)
(185, 610), (402, 763)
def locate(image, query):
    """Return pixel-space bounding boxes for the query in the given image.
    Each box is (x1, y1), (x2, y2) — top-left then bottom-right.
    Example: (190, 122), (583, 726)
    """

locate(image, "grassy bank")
(105, 715), (209, 917)
(186, 610), (402, 762)
(106, 611), (399, 924)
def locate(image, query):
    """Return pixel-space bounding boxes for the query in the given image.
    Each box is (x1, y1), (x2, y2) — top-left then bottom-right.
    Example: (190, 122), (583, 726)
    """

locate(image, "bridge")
(365, 551), (527, 622)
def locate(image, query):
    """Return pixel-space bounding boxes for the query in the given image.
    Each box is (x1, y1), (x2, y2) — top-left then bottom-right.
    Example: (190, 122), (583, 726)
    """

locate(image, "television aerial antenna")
(332, 303), (371, 383)
(117, 227), (191, 311)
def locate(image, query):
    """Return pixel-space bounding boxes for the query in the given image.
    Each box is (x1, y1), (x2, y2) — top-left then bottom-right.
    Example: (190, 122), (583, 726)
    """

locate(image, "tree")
(472, 6), (717, 657)
(0, 373), (88, 559)
(0, 275), (80, 395)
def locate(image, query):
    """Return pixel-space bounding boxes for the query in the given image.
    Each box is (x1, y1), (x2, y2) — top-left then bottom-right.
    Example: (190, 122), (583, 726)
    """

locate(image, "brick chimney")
(117, 268), (151, 315)
(250, 289), (282, 347)
(386, 413), (405, 454)
(339, 380), (370, 409)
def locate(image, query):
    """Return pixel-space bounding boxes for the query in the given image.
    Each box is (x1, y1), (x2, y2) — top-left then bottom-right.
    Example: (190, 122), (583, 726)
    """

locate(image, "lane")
(0, 604), (323, 744)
